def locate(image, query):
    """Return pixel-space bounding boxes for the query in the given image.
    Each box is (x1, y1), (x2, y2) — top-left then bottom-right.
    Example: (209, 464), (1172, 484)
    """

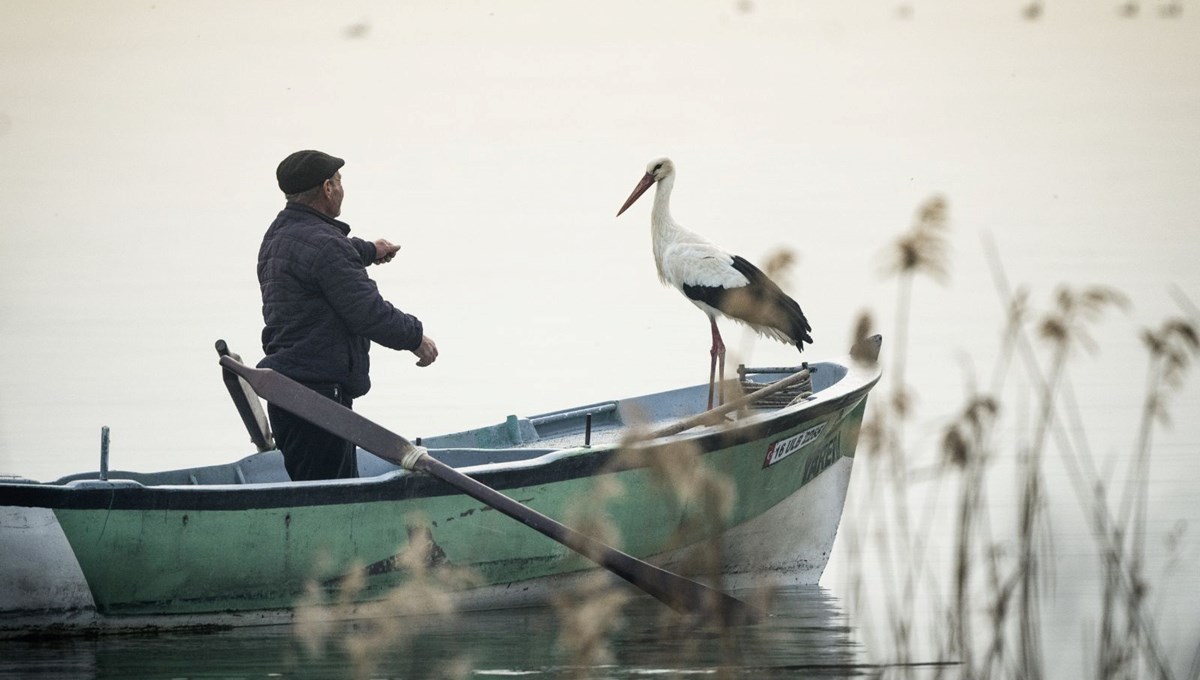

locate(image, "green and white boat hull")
(1, 344), (879, 635)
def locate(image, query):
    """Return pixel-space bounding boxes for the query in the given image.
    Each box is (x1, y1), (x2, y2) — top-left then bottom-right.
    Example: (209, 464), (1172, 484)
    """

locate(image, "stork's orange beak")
(617, 172), (656, 217)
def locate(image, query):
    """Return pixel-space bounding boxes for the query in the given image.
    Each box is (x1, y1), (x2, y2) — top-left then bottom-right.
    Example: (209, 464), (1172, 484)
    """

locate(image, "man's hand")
(413, 335), (438, 367)
(373, 239), (400, 265)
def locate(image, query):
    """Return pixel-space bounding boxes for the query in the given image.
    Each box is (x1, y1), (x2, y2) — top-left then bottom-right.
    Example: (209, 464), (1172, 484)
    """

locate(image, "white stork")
(616, 158), (813, 409)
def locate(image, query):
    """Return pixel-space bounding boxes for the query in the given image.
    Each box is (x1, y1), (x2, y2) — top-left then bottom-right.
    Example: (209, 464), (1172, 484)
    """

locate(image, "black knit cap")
(276, 150), (345, 194)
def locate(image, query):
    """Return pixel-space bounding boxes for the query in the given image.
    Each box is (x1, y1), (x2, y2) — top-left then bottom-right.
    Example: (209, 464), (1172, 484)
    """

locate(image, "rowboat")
(0, 336), (881, 635)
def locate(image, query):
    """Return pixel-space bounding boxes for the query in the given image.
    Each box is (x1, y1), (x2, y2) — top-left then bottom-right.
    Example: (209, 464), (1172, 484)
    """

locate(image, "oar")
(218, 355), (759, 625)
(648, 367), (811, 439)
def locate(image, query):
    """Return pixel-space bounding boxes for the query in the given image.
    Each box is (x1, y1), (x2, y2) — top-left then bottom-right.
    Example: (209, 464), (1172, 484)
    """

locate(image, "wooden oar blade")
(409, 453), (759, 625)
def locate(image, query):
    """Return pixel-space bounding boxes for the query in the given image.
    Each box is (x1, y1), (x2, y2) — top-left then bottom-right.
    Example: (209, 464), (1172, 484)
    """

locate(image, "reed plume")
(293, 513), (481, 679)
(857, 195), (952, 668)
(848, 209), (1196, 680)
(551, 571), (632, 679)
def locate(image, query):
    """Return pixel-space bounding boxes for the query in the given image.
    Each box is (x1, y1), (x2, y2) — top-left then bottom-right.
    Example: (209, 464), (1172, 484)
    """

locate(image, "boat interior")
(40, 363), (846, 488)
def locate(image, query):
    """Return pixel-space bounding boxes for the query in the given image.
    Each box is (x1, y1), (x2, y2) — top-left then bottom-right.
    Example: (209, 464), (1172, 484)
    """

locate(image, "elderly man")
(258, 150), (438, 481)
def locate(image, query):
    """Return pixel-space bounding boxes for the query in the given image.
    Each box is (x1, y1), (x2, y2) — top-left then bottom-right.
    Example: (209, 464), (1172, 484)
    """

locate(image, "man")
(258, 149), (438, 481)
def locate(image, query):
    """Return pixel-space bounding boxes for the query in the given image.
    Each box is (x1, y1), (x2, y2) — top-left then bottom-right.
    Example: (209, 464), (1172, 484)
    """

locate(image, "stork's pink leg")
(707, 346), (717, 411)
(708, 317), (726, 409)
(717, 333), (726, 407)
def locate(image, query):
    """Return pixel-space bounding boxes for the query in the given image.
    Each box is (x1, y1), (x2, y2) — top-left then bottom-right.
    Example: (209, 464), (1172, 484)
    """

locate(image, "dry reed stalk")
(942, 395), (999, 679)
(292, 513), (481, 679)
(855, 220), (1188, 680)
(543, 416), (742, 673)
(608, 434), (736, 594)
(1014, 285), (1129, 680)
(551, 571), (632, 679)
(865, 195), (952, 671)
(982, 239), (1187, 679)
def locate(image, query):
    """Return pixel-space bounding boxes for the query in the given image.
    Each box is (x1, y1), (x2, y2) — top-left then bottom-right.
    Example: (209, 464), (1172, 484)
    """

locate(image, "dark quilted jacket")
(257, 202), (424, 398)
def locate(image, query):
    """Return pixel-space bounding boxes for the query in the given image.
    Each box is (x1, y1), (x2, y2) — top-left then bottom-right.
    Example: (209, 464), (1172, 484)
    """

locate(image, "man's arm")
(314, 239), (424, 353)
(350, 236), (401, 265)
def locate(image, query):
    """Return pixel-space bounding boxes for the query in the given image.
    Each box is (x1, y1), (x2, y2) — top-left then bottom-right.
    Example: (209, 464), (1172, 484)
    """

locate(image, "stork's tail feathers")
(724, 255), (813, 350)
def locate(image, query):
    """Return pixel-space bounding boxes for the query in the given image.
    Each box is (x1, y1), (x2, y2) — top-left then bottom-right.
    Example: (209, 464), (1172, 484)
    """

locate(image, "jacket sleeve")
(312, 237), (424, 352)
(349, 237), (377, 266)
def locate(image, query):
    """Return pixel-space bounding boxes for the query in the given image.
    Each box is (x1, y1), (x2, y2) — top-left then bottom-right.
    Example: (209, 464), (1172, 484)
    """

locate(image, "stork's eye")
(653, 163), (664, 172)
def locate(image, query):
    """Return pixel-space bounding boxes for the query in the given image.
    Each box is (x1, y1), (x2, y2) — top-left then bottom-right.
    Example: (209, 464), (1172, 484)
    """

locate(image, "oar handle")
(215, 342), (275, 451)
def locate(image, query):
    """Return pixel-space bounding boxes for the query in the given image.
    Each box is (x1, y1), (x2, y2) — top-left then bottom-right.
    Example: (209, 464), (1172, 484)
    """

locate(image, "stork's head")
(617, 157), (675, 217)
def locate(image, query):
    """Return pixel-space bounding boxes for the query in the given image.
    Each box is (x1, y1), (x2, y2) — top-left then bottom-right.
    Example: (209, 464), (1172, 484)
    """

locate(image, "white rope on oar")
(400, 445), (429, 471)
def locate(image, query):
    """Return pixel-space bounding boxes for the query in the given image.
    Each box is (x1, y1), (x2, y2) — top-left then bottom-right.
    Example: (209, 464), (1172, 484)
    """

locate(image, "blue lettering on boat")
(801, 436), (842, 485)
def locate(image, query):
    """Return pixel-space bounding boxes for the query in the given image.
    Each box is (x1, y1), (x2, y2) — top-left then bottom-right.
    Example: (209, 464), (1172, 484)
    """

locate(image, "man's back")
(258, 202), (422, 399)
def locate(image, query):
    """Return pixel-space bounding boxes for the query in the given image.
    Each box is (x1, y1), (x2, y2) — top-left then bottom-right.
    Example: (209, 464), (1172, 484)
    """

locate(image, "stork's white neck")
(649, 174), (696, 283)
(651, 173), (675, 228)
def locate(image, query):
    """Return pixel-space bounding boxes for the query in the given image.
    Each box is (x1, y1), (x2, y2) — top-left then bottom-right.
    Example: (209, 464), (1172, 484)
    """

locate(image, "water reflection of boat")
(0, 586), (863, 677)
(0, 338), (880, 635)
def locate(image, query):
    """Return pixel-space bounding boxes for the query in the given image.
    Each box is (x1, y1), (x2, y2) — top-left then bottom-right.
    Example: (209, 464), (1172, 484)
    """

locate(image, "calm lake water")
(1, 588), (877, 679)
(2, 0), (1198, 677)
